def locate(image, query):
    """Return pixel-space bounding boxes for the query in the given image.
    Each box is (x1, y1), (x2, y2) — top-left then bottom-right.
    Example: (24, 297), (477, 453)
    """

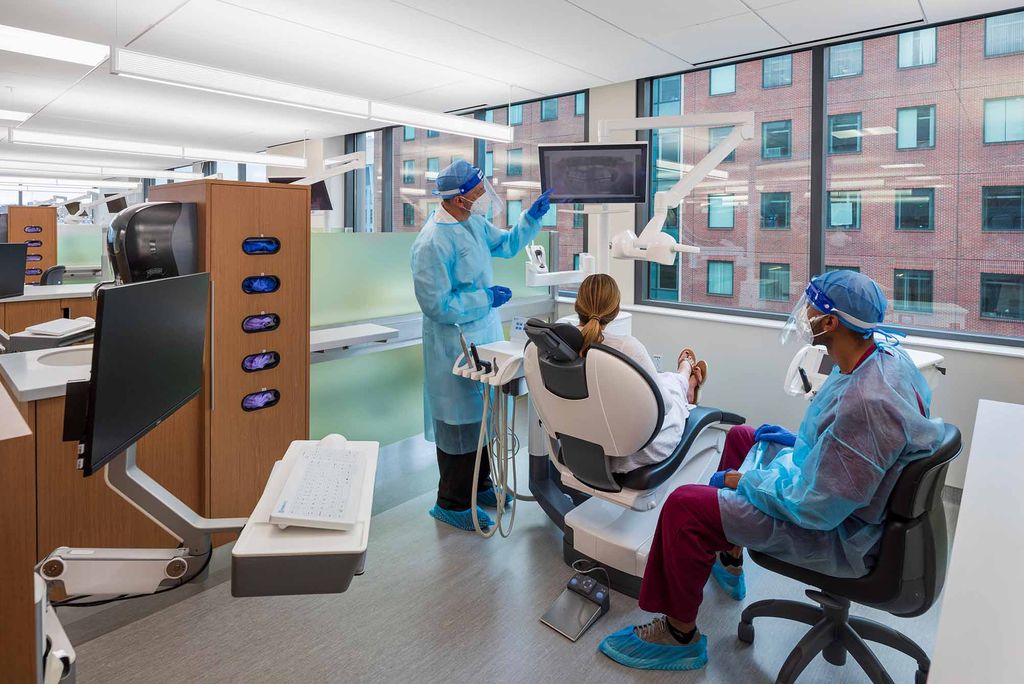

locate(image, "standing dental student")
(411, 160), (552, 532)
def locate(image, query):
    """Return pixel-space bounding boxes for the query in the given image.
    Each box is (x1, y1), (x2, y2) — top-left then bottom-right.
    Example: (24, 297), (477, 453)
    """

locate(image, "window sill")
(557, 297), (1024, 360)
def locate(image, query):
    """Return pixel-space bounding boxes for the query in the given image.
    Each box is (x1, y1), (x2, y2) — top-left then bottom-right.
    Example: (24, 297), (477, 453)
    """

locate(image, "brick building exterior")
(658, 15), (1022, 339)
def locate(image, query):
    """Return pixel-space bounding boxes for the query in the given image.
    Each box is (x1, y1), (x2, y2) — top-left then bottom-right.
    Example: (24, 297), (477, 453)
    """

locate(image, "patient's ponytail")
(575, 274), (621, 356)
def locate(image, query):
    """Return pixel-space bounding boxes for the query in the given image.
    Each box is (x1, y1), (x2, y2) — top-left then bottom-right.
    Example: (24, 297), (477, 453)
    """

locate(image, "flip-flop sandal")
(693, 360), (709, 404)
(677, 347), (696, 371)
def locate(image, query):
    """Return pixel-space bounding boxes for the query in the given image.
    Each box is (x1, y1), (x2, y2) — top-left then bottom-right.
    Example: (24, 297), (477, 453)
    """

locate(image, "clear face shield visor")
(780, 293), (828, 346)
(780, 281), (891, 345)
(437, 168), (505, 218)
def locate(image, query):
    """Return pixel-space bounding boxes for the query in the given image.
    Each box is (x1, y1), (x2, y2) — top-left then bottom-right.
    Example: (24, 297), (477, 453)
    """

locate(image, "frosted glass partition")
(310, 230), (552, 326)
(57, 223), (103, 268)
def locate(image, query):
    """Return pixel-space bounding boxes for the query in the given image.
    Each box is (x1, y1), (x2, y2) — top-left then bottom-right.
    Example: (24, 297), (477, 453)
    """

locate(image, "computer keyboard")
(269, 441), (364, 531)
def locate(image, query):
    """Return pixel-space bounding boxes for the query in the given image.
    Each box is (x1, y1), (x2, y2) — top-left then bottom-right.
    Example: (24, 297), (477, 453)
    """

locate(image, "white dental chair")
(524, 319), (744, 597)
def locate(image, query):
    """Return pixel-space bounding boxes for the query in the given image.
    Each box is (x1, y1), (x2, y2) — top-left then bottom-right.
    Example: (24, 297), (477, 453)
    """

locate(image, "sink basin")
(37, 347), (93, 367)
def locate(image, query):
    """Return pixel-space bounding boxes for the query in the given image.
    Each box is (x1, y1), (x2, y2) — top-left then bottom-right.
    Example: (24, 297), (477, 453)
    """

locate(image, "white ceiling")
(0, 0), (1016, 170)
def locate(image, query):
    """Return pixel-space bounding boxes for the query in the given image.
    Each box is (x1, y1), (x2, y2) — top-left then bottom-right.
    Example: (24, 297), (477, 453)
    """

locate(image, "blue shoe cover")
(428, 504), (493, 531)
(710, 558), (746, 600)
(477, 486), (513, 508)
(598, 627), (708, 671)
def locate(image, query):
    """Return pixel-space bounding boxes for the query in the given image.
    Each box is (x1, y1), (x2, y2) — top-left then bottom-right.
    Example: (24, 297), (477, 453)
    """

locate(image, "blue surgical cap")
(809, 270), (888, 335)
(434, 159), (484, 198)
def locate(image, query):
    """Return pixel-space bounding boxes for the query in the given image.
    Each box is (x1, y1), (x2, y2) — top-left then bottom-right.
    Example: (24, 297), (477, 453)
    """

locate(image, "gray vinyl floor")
(65, 434), (960, 683)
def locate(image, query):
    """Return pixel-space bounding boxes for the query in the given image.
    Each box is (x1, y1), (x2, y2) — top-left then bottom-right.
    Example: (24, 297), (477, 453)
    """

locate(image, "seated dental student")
(574, 274), (708, 473)
(598, 270), (945, 672)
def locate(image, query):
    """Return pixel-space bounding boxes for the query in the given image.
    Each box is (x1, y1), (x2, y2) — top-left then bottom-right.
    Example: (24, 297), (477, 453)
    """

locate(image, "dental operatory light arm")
(291, 151), (367, 186)
(599, 112), (755, 266)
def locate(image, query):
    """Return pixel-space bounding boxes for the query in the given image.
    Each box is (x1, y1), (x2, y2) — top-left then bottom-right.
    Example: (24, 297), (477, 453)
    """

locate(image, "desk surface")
(2, 284), (95, 303)
(929, 400), (1023, 683)
(0, 345), (91, 402)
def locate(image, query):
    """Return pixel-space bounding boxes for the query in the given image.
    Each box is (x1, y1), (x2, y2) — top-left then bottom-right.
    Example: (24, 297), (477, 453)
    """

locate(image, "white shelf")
(310, 323), (399, 354)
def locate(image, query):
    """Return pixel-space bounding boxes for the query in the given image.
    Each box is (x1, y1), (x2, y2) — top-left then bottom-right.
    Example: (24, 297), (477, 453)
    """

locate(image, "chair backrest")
(40, 264), (65, 285)
(523, 318), (664, 492)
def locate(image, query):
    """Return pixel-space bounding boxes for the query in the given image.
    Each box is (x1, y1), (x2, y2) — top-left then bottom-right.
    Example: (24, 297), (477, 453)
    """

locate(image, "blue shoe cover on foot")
(477, 486), (513, 508)
(598, 628), (708, 671)
(428, 504), (493, 531)
(710, 558), (746, 600)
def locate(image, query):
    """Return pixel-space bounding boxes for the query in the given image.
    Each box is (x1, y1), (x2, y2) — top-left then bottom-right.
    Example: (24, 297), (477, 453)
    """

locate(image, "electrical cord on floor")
(572, 559), (612, 590)
(51, 546), (214, 608)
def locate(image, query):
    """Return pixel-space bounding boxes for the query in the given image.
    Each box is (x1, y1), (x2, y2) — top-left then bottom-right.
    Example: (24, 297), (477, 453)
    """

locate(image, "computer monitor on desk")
(0, 243), (27, 298)
(64, 273), (208, 476)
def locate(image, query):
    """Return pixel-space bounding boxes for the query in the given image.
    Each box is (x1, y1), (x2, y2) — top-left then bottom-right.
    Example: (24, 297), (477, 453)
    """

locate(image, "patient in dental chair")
(575, 274), (708, 473)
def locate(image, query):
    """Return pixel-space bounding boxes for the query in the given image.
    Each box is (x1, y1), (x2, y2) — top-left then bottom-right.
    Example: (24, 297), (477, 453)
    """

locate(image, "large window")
(983, 97), (1024, 143)
(708, 195), (734, 229)
(981, 273), (1024, 320)
(829, 41), (863, 78)
(762, 120), (792, 159)
(829, 113), (862, 154)
(540, 98), (559, 121)
(898, 28), (937, 68)
(982, 186), (1023, 231)
(709, 65), (736, 95)
(894, 269), (934, 313)
(708, 126), (736, 162)
(895, 188), (935, 231)
(827, 191), (861, 229)
(897, 106), (936, 148)
(760, 263), (791, 301)
(761, 192), (791, 229)
(763, 55), (792, 88)
(707, 261), (734, 296)
(985, 11), (1024, 56)
(392, 121), (474, 232)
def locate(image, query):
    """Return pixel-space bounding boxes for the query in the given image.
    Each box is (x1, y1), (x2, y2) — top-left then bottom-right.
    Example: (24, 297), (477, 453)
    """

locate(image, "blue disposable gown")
(719, 344), (945, 577)
(411, 208), (541, 454)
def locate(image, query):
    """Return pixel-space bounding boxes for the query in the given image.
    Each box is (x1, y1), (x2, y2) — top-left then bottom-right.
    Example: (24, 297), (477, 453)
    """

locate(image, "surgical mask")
(794, 310), (828, 346)
(465, 193), (492, 216)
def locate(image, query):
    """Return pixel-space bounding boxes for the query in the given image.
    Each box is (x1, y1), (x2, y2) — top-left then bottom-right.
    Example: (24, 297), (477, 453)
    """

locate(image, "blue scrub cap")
(434, 160), (484, 198)
(808, 270), (901, 341)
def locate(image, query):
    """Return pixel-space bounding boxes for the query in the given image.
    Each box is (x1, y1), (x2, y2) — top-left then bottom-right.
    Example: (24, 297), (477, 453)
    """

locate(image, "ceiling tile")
(566, 0), (751, 38)
(758, 0), (923, 44)
(651, 12), (788, 64)
(0, 1), (186, 45)
(920, 0), (1023, 22)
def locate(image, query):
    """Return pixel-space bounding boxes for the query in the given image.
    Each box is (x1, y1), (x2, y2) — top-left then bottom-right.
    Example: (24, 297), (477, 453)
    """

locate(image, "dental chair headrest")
(524, 319), (583, 362)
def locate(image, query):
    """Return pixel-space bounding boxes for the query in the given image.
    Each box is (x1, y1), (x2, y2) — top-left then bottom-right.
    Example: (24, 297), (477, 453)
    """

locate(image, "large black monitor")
(539, 142), (649, 204)
(269, 177), (333, 210)
(76, 273), (208, 476)
(0, 243), (27, 299)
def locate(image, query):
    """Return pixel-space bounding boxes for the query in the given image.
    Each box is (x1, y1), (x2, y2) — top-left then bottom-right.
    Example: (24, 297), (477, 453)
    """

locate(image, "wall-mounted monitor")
(270, 178), (333, 211)
(538, 142), (649, 205)
(105, 194), (128, 213)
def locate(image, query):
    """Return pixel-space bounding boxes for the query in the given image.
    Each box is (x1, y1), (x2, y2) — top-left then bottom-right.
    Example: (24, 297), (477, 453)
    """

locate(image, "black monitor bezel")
(538, 142), (650, 205)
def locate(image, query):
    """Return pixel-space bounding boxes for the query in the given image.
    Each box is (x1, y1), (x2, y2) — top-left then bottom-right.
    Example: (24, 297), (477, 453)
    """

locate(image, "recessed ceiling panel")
(758, 0), (923, 44)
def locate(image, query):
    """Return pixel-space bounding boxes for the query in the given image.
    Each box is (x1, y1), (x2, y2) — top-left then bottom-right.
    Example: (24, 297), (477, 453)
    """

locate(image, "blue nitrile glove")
(709, 469), (735, 489)
(488, 285), (512, 308)
(754, 423), (796, 447)
(527, 188), (554, 220)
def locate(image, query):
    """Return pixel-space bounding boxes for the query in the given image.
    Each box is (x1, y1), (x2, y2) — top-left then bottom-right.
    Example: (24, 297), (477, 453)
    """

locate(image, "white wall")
(559, 300), (1024, 488)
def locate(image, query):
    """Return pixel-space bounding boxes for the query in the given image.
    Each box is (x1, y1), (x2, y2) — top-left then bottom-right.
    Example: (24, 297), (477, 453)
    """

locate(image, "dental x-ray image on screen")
(539, 143), (648, 204)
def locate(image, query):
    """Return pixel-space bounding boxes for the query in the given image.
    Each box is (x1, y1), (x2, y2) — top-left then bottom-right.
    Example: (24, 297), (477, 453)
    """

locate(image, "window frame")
(895, 187), (936, 231)
(707, 194), (735, 230)
(402, 202), (415, 227)
(506, 147), (524, 177)
(982, 186), (1024, 232)
(828, 112), (863, 154)
(827, 190), (862, 230)
(575, 92), (587, 116)
(761, 119), (793, 160)
(828, 41), (863, 79)
(706, 260), (735, 297)
(759, 262), (791, 301)
(708, 126), (737, 162)
(897, 27), (938, 69)
(985, 11), (1024, 57)
(896, 105), (936, 149)
(893, 268), (935, 313)
(760, 191), (792, 230)
(709, 65), (736, 96)
(401, 159), (415, 184)
(762, 54), (793, 89)
(402, 126), (415, 141)
(980, 272), (1024, 321)
(983, 96), (1024, 144)
(540, 98), (559, 121)
(508, 104), (523, 126)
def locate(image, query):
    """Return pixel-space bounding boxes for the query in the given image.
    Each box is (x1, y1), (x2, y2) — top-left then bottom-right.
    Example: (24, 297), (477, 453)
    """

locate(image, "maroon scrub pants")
(638, 425), (756, 622)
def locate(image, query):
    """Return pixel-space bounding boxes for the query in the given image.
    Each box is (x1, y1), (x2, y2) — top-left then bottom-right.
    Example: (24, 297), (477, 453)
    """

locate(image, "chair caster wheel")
(915, 670), (928, 684)
(737, 621), (755, 644)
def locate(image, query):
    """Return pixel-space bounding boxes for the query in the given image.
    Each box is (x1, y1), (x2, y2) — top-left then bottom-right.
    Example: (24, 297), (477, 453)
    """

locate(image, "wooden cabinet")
(3, 206), (57, 284)
(150, 180), (310, 528)
(4, 300), (62, 333)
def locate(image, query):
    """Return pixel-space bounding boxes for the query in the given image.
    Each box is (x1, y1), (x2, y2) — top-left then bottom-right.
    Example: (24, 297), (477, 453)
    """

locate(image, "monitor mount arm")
(599, 111), (755, 266)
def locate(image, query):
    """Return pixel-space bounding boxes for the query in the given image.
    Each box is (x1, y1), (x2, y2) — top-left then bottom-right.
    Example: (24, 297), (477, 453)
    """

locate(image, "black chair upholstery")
(40, 265), (66, 285)
(740, 424), (962, 684)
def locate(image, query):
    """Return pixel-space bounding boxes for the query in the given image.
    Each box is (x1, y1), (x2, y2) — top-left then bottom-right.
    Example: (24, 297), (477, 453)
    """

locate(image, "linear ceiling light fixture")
(0, 23), (109, 66)
(0, 159), (203, 180)
(6, 129), (307, 168)
(0, 176), (140, 190)
(370, 101), (514, 143)
(0, 109), (32, 122)
(112, 49), (370, 118)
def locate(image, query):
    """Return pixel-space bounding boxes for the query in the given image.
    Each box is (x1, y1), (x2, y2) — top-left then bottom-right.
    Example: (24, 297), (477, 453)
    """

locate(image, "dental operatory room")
(3, 1), (1024, 682)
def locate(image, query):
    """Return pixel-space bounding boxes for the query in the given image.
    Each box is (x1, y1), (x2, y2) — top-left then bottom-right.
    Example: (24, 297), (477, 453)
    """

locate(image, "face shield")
(434, 166), (505, 218)
(780, 280), (896, 345)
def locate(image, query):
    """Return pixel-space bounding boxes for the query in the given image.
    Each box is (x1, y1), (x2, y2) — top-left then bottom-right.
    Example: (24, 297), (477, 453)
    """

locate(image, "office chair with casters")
(40, 265), (65, 285)
(737, 423), (961, 684)
(523, 318), (745, 596)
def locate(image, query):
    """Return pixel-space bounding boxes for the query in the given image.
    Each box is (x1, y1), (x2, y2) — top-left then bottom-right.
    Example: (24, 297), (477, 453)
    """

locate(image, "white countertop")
(0, 345), (92, 402)
(3, 284), (96, 303)
(310, 323), (398, 354)
(929, 400), (1024, 683)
